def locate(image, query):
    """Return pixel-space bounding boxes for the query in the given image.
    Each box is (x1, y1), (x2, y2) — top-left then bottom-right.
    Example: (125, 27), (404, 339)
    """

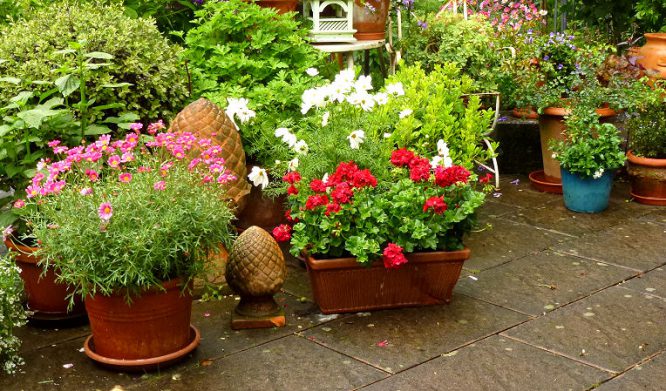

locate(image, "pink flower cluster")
(468, 0), (545, 31)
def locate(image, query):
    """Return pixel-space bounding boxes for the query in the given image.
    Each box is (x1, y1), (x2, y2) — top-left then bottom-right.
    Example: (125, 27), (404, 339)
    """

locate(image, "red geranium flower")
(423, 196), (448, 214)
(390, 148), (415, 167)
(434, 165), (471, 187)
(287, 185), (299, 196)
(325, 202), (341, 216)
(309, 178), (328, 193)
(328, 161), (359, 185)
(285, 210), (298, 223)
(283, 171), (302, 184)
(408, 157), (431, 182)
(272, 224), (292, 242)
(331, 182), (354, 204)
(382, 243), (408, 269)
(351, 169), (377, 188)
(305, 194), (329, 210)
(479, 172), (493, 184)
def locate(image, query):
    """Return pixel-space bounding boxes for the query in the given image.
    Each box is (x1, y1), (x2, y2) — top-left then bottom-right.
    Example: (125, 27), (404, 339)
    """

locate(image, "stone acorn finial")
(225, 226), (287, 329)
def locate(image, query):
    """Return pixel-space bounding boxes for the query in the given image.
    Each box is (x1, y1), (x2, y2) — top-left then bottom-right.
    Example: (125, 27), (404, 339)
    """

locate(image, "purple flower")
(557, 63), (564, 70)
(543, 55), (550, 61)
(498, 116), (508, 122)
(417, 20), (428, 30)
(402, 0), (414, 8)
(191, 0), (204, 5)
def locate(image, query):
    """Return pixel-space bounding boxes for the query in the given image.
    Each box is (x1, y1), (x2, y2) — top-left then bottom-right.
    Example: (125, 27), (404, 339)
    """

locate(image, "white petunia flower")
(437, 140), (450, 157)
(306, 67), (319, 77)
(294, 140), (309, 155)
(288, 158), (299, 172)
(593, 169), (604, 179)
(399, 108), (413, 119)
(348, 130), (366, 149)
(383, 132), (392, 138)
(355, 74), (373, 91)
(322, 173), (329, 185)
(248, 166), (269, 189)
(386, 82), (405, 96)
(322, 111), (330, 127)
(374, 92), (389, 105)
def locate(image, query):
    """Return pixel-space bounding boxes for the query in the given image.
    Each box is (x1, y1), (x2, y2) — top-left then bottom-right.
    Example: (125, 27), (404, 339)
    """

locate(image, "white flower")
(294, 140), (309, 155)
(443, 155), (453, 168)
(248, 166), (269, 189)
(329, 81), (351, 102)
(275, 127), (291, 138)
(322, 173), (329, 185)
(355, 74), (373, 91)
(430, 156), (443, 169)
(301, 87), (327, 114)
(386, 82), (405, 96)
(225, 97), (255, 126)
(437, 140), (450, 157)
(322, 111), (330, 127)
(383, 132), (392, 138)
(79, 187), (93, 196)
(288, 158), (299, 172)
(282, 132), (297, 148)
(539, 9), (548, 16)
(374, 92), (389, 106)
(593, 169), (604, 179)
(348, 91), (375, 111)
(399, 108), (413, 119)
(335, 69), (356, 85)
(306, 67), (319, 77)
(347, 130), (365, 149)
(551, 153), (558, 159)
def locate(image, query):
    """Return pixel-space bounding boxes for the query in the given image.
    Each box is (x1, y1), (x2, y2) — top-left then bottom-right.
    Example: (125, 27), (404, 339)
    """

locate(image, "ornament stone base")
(231, 309), (286, 330)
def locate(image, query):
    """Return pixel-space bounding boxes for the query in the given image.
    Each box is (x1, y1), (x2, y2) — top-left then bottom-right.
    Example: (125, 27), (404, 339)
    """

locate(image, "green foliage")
(0, 253), (26, 374)
(627, 84), (666, 159)
(399, 13), (503, 92)
(635, 0), (666, 33)
(550, 106), (626, 177)
(0, 0), (188, 121)
(122, 0), (201, 37)
(26, 130), (236, 302)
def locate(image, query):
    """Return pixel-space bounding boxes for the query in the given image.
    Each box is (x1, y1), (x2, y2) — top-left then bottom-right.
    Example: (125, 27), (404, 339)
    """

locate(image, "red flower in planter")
(325, 202), (341, 216)
(351, 169), (377, 188)
(309, 179), (327, 193)
(328, 161), (359, 185)
(305, 194), (329, 210)
(331, 182), (354, 204)
(287, 185), (299, 196)
(390, 148), (415, 167)
(383, 243), (408, 269)
(479, 172), (493, 184)
(434, 165), (471, 187)
(283, 171), (302, 184)
(408, 157), (431, 182)
(285, 210), (298, 223)
(423, 196), (447, 214)
(272, 224), (292, 242)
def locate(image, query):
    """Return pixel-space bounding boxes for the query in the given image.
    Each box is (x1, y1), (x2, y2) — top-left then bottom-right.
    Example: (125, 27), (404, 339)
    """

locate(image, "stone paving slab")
(464, 219), (571, 271)
(619, 267), (666, 300)
(642, 208), (666, 226)
(492, 176), (562, 207)
(596, 351), (666, 391)
(457, 251), (637, 316)
(551, 220), (666, 272)
(301, 294), (527, 373)
(504, 286), (666, 373)
(136, 335), (387, 391)
(360, 335), (610, 391)
(16, 321), (89, 355)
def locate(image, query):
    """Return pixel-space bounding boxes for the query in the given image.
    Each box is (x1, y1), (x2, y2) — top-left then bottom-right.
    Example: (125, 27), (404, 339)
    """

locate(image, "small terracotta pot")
(538, 105), (616, 182)
(353, 0), (390, 40)
(627, 150), (666, 205)
(512, 107), (538, 119)
(3, 238), (85, 318)
(255, 0), (299, 14)
(638, 33), (666, 79)
(85, 278), (193, 360)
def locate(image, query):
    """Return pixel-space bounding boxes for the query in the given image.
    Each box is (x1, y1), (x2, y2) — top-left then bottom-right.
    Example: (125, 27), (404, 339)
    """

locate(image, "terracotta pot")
(235, 185), (288, 232)
(538, 106), (616, 182)
(353, 0), (390, 40)
(3, 238), (85, 319)
(638, 33), (666, 79)
(84, 278), (193, 360)
(255, 0), (299, 14)
(627, 150), (666, 205)
(512, 107), (538, 119)
(305, 249), (470, 314)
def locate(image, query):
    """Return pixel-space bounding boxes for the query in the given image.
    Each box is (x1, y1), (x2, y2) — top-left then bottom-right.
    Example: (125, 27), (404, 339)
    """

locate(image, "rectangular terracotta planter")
(305, 248), (471, 314)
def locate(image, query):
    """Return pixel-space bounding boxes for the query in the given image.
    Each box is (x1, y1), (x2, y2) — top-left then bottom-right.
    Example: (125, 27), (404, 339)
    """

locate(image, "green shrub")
(0, 0), (188, 121)
(0, 253), (26, 375)
(628, 105), (666, 159)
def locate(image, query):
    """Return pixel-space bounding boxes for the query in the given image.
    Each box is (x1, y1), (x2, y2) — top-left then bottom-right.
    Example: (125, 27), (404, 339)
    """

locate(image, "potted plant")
(626, 85), (666, 205)
(550, 106), (626, 213)
(23, 123), (236, 370)
(0, 253), (27, 375)
(353, 0), (390, 40)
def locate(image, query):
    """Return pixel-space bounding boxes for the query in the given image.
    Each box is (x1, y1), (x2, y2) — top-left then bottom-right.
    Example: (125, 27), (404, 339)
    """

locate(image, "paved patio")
(3, 174), (666, 391)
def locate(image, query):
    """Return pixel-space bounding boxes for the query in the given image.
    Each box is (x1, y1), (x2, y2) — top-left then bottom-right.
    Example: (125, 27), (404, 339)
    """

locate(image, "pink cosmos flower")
(153, 181), (166, 191)
(47, 140), (61, 148)
(2, 225), (14, 241)
(187, 158), (201, 171)
(80, 187), (93, 196)
(171, 146), (185, 160)
(26, 184), (41, 198)
(217, 173), (236, 184)
(86, 169), (99, 182)
(118, 172), (133, 183)
(98, 202), (113, 221)
(107, 155), (121, 169)
(137, 166), (152, 173)
(13, 199), (25, 209)
(129, 123), (143, 132)
(32, 172), (45, 185)
(147, 120), (165, 135)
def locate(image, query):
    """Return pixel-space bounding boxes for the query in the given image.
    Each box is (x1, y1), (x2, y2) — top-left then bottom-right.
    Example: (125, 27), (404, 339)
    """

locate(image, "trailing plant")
(20, 123), (236, 302)
(0, 0), (188, 121)
(0, 252), (26, 375)
(550, 105), (626, 178)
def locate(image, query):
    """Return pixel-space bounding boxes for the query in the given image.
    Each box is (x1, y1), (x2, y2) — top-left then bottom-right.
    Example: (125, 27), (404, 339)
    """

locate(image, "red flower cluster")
(305, 194), (329, 210)
(285, 210), (298, 223)
(479, 172), (493, 184)
(408, 157), (431, 182)
(351, 169), (378, 188)
(383, 243), (408, 269)
(331, 182), (353, 204)
(283, 172), (302, 184)
(309, 179), (327, 193)
(390, 148), (416, 167)
(423, 196), (447, 214)
(272, 224), (292, 242)
(434, 165), (471, 188)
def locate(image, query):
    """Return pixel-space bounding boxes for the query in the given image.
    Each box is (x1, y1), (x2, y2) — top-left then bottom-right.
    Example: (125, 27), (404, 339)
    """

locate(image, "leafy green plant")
(0, 0), (188, 121)
(23, 125), (236, 302)
(550, 106), (626, 178)
(0, 253), (26, 375)
(627, 84), (666, 159)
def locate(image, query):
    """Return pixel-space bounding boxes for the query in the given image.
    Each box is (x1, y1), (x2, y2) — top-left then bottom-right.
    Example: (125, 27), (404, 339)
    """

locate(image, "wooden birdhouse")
(304, 0), (357, 43)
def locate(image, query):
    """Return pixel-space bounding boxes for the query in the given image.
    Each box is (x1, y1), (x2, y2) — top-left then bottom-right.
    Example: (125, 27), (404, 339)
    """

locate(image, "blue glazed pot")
(561, 168), (614, 213)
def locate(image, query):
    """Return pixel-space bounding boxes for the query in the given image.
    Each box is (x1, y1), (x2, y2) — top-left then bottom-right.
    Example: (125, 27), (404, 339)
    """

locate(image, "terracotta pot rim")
(3, 238), (38, 264)
(541, 106), (616, 118)
(512, 107), (539, 119)
(644, 33), (666, 40)
(627, 150), (666, 167)
(306, 248), (471, 271)
(86, 277), (188, 301)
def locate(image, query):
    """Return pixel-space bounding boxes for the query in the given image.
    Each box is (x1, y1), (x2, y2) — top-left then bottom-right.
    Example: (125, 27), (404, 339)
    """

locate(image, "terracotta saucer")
(529, 170), (563, 194)
(83, 325), (200, 372)
(630, 191), (666, 206)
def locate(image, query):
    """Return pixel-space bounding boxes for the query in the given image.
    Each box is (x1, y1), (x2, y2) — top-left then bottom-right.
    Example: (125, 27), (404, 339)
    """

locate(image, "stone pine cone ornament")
(168, 98), (251, 213)
(225, 226), (287, 329)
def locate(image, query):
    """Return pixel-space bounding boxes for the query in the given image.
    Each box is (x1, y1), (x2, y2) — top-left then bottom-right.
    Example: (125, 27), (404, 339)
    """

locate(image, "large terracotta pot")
(84, 278), (194, 360)
(256, 0), (299, 14)
(538, 106), (616, 182)
(3, 238), (85, 319)
(235, 185), (288, 232)
(627, 150), (666, 205)
(305, 248), (470, 314)
(638, 33), (666, 79)
(353, 0), (390, 40)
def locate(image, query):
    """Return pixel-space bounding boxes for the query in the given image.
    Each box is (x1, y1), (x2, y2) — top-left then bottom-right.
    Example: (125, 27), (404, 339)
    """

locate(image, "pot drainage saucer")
(529, 170), (562, 194)
(84, 325), (200, 372)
